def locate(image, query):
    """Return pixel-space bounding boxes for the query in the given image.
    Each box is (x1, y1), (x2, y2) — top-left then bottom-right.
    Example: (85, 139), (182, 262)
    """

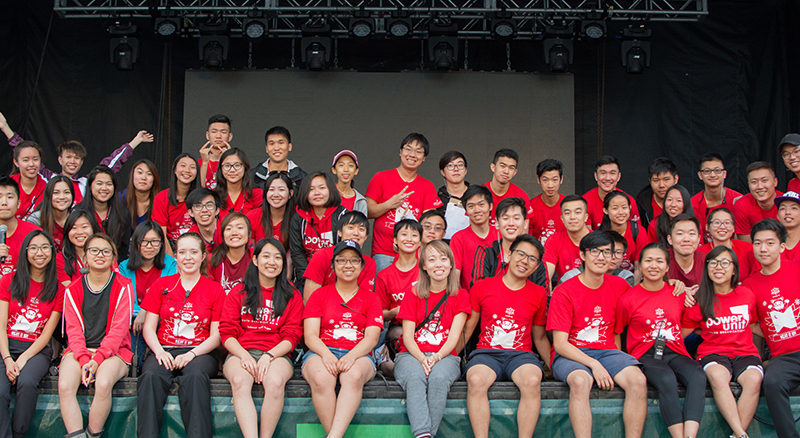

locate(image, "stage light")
(154, 10), (180, 39)
(301, 22), (332, 70)
(581, 12), (606, 39)
(243, 10), (268, 39)
(543, 26), (573, 73)
(386, 11), (411, 39)
(492, 12), (516, 39)
(108, 24), (139, 71)
(198, 21), (230, 69)
(428, 22), (458, 71)
(349, 11), (374, 38)
(621, 26), (651, 74)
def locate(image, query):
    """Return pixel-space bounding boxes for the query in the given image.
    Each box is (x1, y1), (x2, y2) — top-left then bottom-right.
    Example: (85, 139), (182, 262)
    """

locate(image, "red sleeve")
(0, 276), (11, 301)
(210, 282), (225, 322)
(542, 233), (559, 265)
(53, 283), (66, 312)
(93, 279), (133, 366)
(681, 304), (701, 329)
(629, 197), (641, 223)
(450, 233), (465, 271)
(469, 280), (484, 313)
(219, 286), (244, 346)
(56, 254), (70, 284)
(303, 287), (324, 319)
(396, 291), (420, 323)
(424, 180), (443, 210)
(303, 251), (328, 284)
(63, 281), (91, 367)
(365, 171), (384, 202)
(359, 257), (377, 293)
(365, 291), (384, 329)
(455, 289), (472, 317)
(633, 228), (648, 261)
(615, 294), (631, 335)
(545, 285), (573, 333)
(375, 273), (391, 310)
(279, 291), (305, 350)
(647, 221), (658, 243)
(140, 278), (164, 314)
(151, 191), (169, 226)
(532, 286), (547, 326)
(733, 199), (751, 235)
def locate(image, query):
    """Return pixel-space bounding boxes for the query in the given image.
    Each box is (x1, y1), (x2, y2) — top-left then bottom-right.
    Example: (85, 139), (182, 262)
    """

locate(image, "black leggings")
(639, 347), (706, 427)
(0, 339), (52, 438)
(763, 350), (800, 438)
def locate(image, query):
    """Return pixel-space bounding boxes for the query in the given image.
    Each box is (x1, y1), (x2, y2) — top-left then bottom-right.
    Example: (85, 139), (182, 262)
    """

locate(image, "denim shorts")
(552, 348), (641, 383)
(302, 346), (376, 370)
(466, 349), (544, 381)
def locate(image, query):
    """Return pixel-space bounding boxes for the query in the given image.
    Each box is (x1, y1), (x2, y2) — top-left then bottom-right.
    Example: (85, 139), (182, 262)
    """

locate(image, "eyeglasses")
(446, 162), (466, 171)
(221, 162), (243, 172)
(86, 247), (113, 257)
(422, 223), (445, 232)
(709, 220), (734, 228)
(513, 250), (539, 264)
(26, 245), (52, 254)
(334, 258), (361, 266)
(707, 259), (732, 269)
(700, 168), (725, 176)
(192, 202), (217, 211)
(588, 248), (613, 258)
(613, 249), (625, 259)
(141, 239), (162, 248)
(401, 146), (426, 156)
(781, 146), (800, 161)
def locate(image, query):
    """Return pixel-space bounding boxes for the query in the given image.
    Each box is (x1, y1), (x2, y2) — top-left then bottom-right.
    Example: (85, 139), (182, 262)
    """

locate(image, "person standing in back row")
(583, 155), (640, 230)
(252, 126), (307, 188)
(483, 149), (532, 228)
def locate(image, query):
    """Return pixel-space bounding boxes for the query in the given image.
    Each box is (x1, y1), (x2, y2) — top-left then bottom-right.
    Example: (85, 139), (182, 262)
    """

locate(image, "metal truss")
(54, 0), (708, 39)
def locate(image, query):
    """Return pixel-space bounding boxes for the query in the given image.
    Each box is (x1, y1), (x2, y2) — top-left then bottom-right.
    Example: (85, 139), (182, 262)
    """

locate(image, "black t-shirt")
(82, 273), (114, 349)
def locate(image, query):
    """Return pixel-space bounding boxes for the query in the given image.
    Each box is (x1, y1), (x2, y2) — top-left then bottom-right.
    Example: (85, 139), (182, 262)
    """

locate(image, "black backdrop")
(0, 0), (798, 196)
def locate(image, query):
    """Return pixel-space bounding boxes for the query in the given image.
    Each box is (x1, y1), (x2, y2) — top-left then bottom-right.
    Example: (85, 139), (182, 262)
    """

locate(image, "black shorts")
(466, 349), (544, 381)
(698, 354), (763, 380)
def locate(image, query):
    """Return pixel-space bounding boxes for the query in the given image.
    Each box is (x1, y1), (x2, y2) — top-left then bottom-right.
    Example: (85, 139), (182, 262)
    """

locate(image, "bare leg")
(705, 364), (746, 437)
(736, 368), (763, 432)
(510, 364), (543, 438)
(327, 358), (375, 438)
(684, 420), (700, 438)
(87, 356), (129, 434)
(223, 357), (257, 438)
(57, 353), (84, 434)
(466, 365), (498, 438)
(565, 370), (594, 438)
(302, 356), (338, 433)
(613, 366), (647, 438)
(667, 423), (684, 438)
(260, 359), (294, 438)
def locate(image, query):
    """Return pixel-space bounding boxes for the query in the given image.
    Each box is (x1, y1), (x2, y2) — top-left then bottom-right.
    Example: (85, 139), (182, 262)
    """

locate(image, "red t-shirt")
(783, 243), (800, 262)
(246, 209), (284, 245)
(134, 266), (163, 305)
(733, 193), (781, 236)
(697, 240), (760, 282)
(56, 253), (84, 285)
(542, 230), (583, 281)
(651, 197), (663, 222)
(152, 190), (194, 242)
(742, 261), (800, 357)
(470, 276), (548, 352)
(376, 262), (419, 313)
(52, 222), (64, 253)
(302, 284), (384, 350)
(302, 246), (377, 292)
(365, 169), (442, 257)
(208, 251), (252, 295)
(681, 286), (758, 359)
(528, 194), (565, 246)
(199, 159), (219, 190)
(618, 223), (648, 272)
(547, 275), (631, 351)
(219, 188), (263, 220)
(295, 207), (338, 259)
(11, 174), (47, 221)
(219, 285), (305, 351)
(140, 274), (225, 347)
(647, 219), (659, 243)
(667, 250), (706, 288)
(583, 187), (641, 230)
(397, 288), (471, 355)
(187, 223), (222, 255)
(615, 284), (690, 359)
(790, 178), (800, 193)
(341, 194), (356, 212)
(690, 188), (744, 242)
(482, 182), (533, 227)
(450, 226), (498, 289)
(0, 221), (41, 277)
(0, 275), (65, 342)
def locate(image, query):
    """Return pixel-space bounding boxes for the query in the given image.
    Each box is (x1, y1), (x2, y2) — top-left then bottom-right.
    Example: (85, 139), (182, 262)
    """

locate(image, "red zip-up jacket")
(220, 284), (304, 351)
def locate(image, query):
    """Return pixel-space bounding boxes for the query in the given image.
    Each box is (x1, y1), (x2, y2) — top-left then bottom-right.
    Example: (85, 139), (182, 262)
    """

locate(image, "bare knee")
(567, 371), (593, 397)
(467, 368), (496, 392)
(264, 374), (287, 399)
(229, 372), (253, 393)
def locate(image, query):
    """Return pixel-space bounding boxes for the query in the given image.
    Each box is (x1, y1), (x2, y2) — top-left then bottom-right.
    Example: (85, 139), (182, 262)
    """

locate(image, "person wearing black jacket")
(436, 150), (471, 241)
(252, 126), (307, 188)
(634, 157), (679, 231)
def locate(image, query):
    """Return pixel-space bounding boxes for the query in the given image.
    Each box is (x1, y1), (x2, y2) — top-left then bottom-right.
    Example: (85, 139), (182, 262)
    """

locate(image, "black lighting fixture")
(243, 10), (268, 39)
(428, 21), (459, 71)
(542, 25), (574, 73)
(385, 10), (412, 39)
(198, 20), (230, 69)
(491, 11), (516, 40)
(301, 22), (332, 70)
(108, 23), (139, 71)
(621, 26), (652, 74)
(581, 12), (606, 39)
(154, 10), (180, 39)
(349, 10), (374, 39)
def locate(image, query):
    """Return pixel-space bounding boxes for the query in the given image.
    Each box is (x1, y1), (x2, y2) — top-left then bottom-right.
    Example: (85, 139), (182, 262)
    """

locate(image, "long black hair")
(125, 159), (160, 229)
(35, 175), (74, 239)
(655, 184), (694, 248)
(259, 172), (295, 251)
(62, 209), (102, 278)
(295, 171), (342, 212)
(241, 238), (295, 320)
(167, 153), (199, 206)
(599, 190), (632, 232)
(78, 166), (128, 253)
(214, 148), (256, 212)
(696, 245), (740, 321)
(210, 212), (252, 268)
(11, 230), (59, 304)
(126, 220), (167, 272)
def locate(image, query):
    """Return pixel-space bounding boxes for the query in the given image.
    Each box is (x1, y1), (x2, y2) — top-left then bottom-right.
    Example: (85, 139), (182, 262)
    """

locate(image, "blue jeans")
(373, 254), (395, 273)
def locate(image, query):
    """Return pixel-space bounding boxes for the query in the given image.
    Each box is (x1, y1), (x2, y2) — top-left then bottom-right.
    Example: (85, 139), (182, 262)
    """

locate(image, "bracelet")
(264, 351), (275, 361)
(189, 351), (197, 358)
(2, 356), (10, 361)
(432, 353), (442, 361)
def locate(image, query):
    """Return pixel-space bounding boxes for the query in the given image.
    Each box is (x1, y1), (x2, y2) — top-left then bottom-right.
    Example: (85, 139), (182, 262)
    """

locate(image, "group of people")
(1, 109), (800, 438)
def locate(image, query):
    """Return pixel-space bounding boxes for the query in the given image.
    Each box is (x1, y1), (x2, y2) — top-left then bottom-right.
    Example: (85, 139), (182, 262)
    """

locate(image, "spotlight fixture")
(301, 22), (332, 70)
(385, 10), (412, 39)
(621, 26), (651, 74)
(581, 12), (606, 39)
(491, 11), (516, 40)
(428, 22), (458, 71)
(542, 25), (573, 73)
(349, 10), (374, 39)
(154, 10), (180, 39)
(108, 24), (139, 71)
(243, 10), (268, 39)
(198, 21), (230, 69)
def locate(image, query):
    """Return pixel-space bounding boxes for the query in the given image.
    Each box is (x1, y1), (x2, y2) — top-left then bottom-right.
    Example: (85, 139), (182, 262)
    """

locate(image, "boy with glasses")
(420, 210), (447, 244)
(776, 191), (800, 261)
(690, 153), (743, 242)
(778, 133), (800, 193)
(437, 151), (470, 240)
(185, 188), (222, 254)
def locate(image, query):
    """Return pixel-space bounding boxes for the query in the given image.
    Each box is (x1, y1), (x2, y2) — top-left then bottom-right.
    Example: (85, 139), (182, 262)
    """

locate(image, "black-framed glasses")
(267, 170), (289, 177)
(221, 162), (244, 172)
(700, 168), (725, 176)
(86, 247), (113, 257)
(26, 245), (52, 254)
(141, 239), (162, 248)
(513, 250), (539, 264)
(588, 248), (613, 258)
(334, 258), (361, 266)
(781, 147), (800, 161)
(445, 162), (466, 171)
(707, 259), (733, 269)
(192, 202), (217, 211)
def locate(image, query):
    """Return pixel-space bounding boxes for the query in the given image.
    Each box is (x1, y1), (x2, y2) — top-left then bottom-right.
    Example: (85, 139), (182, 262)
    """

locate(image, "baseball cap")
(778, 133), (800, 153)
(775, 191), (800, 208)
(332, 239), (364, 261)
(332, 150), (359, 168)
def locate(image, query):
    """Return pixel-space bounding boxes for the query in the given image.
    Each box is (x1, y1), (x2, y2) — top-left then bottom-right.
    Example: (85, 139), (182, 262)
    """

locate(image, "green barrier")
(20, 394), (798, 437)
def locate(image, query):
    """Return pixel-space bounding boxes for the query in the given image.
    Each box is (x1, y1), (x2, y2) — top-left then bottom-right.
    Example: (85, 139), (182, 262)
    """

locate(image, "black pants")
(137, 347), (219, 438)
(0, 339), (52, 438)
(763, 350), (800, 438)
(639, 347), (706, 427)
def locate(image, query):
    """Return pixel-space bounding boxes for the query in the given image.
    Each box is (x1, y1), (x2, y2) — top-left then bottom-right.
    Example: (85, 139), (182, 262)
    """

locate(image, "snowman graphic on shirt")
(10, 301), (42, 336)
(762, 288), (800, 342)
(172, 303), (199, 340)
(417, 313), (446, 346)
(393, 200), (419, 223)
(487, 307), (525, 349)
(333, 320), (359, 341)
(540, 222), (556, 245)
(178, 211), (193, 236)
(645, 308), (679, 343)
(575, 306), (607, 345)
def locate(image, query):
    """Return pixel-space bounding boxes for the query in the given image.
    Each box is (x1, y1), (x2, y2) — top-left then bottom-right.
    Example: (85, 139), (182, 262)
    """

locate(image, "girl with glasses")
(214, 148), (262, 220)
(697, 208), (759, 282)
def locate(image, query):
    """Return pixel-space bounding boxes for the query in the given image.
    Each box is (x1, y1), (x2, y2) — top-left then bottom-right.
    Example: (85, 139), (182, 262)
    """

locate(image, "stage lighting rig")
(542, 25), (573, 73)
(349, 10), (374, 39)
(108, 23), (139, 71)
(301, 21), (332, 70)
(581, 12), (606, 39)
(385, 11), (412, 39)
(154, 10), (180, 39)
(199, 20), (230, 69)
(243, 10), (268, 39)
(491, 11), (516, 40)
(428, 21), (459, 71)
(621, 26), (651, 74)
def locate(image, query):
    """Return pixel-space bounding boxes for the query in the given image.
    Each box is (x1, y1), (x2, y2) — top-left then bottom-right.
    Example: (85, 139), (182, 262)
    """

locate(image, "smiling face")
(465, 194), (491, 226)
(68, 216), (93, 249)
(594, 164), (621, 193)
(421, 215), (446, 244)
(748, 168), (778, 203)
(441, 158), (467, 185)
(175, 157), (198, 185)
(332, 155), (359, 186)
(308, 176), (330, 209)
(338, 221), (368, 246)
(206, 122), (232, 149)
(91, 173), (115, 203)
(497, 205), (528, 242)
(490, 157), (518, 185)
(639, 247), (668, 283)
(399, 140), (426, 171)
(707, 250), (735, 288)
(781, 144), (800, 174)
(133, 163), (155, 193)
(698, 159), (726, 189)
(85, 237), (115, 272)
(778, 200), (800, 230)
(423, 246), (451, 284)
(266, 178), (292, 210)
(581, 244), (613, 275)
(333, 248), (363, 283)
(139, 229), (163, 261)
(537, 170), (563, 199)
(14, 147), (41, 180)
(561, 200), (588, 233)
(26, 234), (53, 272)
(221, 153), (245, 185)
(663, 189), (685, 219)
(176, 237), (204, 276)
(266, 134), (291, 165)
(707, 210), (735, 242)
(753, 229), (785, 268)
(190, 195), (219, 227)
(508, 241), (540, 279)
(603, 195), (631, 227)
(58, 150), (84, 178)
(668, 220), (700, 257)
(255, 242), (283, 281)
(223, 217), (249, 249)
(394, 225), (421, 255)
(51, 181), (73, 213)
